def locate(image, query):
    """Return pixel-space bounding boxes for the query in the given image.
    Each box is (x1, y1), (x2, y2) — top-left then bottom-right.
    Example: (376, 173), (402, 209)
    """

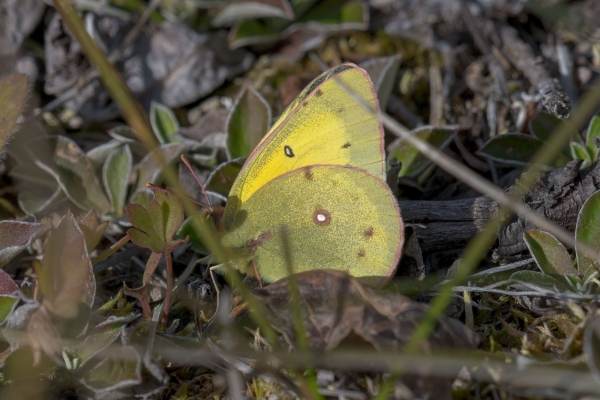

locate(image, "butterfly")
(218, 63), (404, 287)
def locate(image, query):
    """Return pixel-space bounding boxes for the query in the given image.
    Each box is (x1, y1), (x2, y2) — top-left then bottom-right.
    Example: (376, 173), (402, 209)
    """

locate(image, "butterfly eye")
(284, 145), (295, 158)
(313, 209), (331, 226)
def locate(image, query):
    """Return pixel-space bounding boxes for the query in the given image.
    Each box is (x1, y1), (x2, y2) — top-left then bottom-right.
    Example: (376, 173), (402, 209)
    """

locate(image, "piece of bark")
(490, 24), (571, 119)
(397, 160), (600, 260)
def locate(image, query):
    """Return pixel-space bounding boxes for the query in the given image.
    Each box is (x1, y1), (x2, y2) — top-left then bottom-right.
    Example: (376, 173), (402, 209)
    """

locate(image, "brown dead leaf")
(252, 270), (479, 352)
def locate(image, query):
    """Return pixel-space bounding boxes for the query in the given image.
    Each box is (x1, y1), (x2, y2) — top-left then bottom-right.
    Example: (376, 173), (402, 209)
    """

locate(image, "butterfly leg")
(250, 259), (263, 288)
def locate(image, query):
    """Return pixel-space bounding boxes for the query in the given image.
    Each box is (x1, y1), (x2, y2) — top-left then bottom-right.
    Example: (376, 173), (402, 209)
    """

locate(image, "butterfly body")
(220, 63), (404, 287)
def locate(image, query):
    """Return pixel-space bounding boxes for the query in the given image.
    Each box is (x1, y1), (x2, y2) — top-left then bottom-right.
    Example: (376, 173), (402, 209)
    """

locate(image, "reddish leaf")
(35, 212), (96, 318)
(0, 269), (19, 295)
(0, 221), (50, 267)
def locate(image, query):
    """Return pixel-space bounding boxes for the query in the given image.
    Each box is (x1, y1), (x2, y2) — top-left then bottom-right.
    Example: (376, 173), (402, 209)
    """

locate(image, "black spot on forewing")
(315, 89), (323, 97)
(357, 249), (366, 258)
(364, 227), (374, 239)
(284, 145), (295, 158)
(341, 142), (351, 149)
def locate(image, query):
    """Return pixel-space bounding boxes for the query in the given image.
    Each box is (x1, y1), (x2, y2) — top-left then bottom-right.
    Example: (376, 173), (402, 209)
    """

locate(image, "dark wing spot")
(341, 142), (351, 149)
(315, 89), (323, 97)
(304, 168), (313, 180)
(284, 145), (295, 158)
(312, 209), (331, 226)
(364, 227), (374, 239)
(302, 101), (309, 107)
(357, 249), (366, 258)
(337, 106), (345, 113)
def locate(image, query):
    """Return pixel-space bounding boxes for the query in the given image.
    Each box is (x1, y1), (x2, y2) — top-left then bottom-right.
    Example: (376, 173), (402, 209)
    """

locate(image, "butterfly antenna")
(180, 154), (213, 210)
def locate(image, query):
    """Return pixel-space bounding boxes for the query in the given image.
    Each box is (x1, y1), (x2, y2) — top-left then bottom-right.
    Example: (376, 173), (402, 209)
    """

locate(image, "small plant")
(478, 111), (600, 169)
(510, 190), (600, 295)
(123, 185), (188, 322)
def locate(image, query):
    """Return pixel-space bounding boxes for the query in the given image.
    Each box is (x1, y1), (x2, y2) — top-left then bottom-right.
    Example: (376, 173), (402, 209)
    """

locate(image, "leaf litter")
(3, 0), (600, 398)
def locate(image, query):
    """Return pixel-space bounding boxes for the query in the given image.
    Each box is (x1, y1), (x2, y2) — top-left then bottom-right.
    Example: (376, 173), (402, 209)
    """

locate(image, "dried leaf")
(0, 0), (46, 56)
(576, 190), (600, 277)
(584, 316), (600, 387)
(134, 143), (186, 193)
(44, 15), (254, 120)
(360, 55), (401, 110)
(0, 74), (29, 151)
(524, 229), (576, 276)
(226, 85), (271, 159)
(28, 136), (111, 213)
(253, 270), (479, 351)
(0, 221), (49, 267)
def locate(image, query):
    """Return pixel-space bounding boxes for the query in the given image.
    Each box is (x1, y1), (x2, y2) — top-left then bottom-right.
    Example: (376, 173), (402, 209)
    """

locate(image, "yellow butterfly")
(220, 63), (404, 287)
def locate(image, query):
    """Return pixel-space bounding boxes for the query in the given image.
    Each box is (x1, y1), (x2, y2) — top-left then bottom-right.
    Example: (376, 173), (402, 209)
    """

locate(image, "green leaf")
(509, 270), (571, 293)
(387, 126), (457, 177)
(205, 158), (245, 197)
(178, 217), (208, 254)
(213, 0), (294, 27)
(360, 55), (401, 110)
(103, 145), (132, 217)
(87, 139), (130, 171)
(299, 0), (367, 29)
(477, 133), (562, 167)
(0, 74), (29, 152)
(83, 346), (142, 392)
(586, 113), (600, 159)
(0, 221), (50, 267)
(150, 102), (179, 144)
(76, 209), (109, 253)
(129, 188), (154, 209)
(530, 112), (581, 144)
(576, 190), (600, 277)
(226, 85), (271, 159)
(570, 141), (592, 168)
(0, 295), (19, 325)
(152, 188), (185, 240)
(229, 19), (282, 49)
(36, 212), (96, 318)
(29, 136), (111, 213)
(126, 188), (186, 252)
(524, 229), (576, 276)
(78, 315), (142, 366)
(17, 187), (64, 216)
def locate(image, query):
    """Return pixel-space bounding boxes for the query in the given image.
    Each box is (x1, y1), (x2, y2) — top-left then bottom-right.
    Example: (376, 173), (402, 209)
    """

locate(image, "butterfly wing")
(221, 165), (403, 287)
(222, 64), (385, 226)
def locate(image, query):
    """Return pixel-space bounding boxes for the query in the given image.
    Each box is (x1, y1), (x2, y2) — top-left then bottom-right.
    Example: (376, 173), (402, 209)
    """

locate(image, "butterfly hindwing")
(221, 165), (403, 287)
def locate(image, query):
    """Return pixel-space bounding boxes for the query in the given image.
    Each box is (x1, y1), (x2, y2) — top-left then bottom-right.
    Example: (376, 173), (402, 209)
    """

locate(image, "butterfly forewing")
(223, 64), (385, 226)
